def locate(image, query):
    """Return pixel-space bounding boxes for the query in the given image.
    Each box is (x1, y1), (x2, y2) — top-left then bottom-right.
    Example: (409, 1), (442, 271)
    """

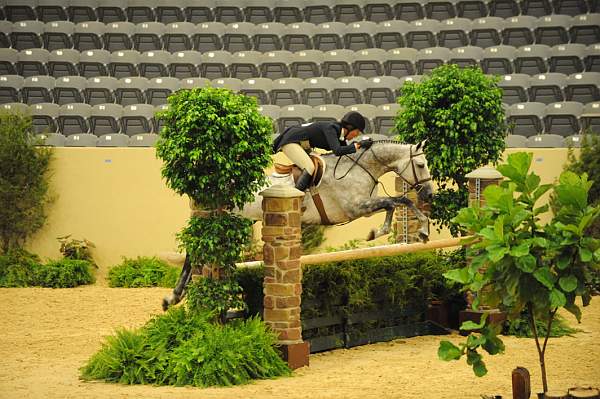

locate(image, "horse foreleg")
(361, 196), (429, 242)
(162, 253), (193, 311)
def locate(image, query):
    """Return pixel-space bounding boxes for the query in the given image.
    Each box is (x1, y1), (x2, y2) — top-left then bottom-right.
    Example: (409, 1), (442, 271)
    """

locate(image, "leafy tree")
(438, 152), (600, 393)
(394, 65), (506, 235)
(155, 87), (273, 316)
(0, 111), (53, 253)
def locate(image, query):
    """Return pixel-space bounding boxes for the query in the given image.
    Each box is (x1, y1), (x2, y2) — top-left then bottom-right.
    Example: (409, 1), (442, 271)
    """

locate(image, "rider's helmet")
(341, 111), (366, 133)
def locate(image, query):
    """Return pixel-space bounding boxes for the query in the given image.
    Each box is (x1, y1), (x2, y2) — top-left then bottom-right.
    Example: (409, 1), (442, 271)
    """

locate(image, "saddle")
(274, 153), (325, 189)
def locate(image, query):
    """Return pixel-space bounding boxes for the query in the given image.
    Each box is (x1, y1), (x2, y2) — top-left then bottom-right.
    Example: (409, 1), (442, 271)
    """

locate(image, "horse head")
(396, 140), (434, 204)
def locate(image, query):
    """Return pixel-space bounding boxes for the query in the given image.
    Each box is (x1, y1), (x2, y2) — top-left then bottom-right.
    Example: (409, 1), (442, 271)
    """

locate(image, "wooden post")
(260, 184), (309, 370)
(395, 176), (429, 243)
(189, 199), (222, 279)
(512, 367), (531, 399)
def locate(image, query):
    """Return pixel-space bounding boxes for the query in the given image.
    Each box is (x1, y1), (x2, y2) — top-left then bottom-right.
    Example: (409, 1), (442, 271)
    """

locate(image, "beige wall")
(27, 147), (574, 280)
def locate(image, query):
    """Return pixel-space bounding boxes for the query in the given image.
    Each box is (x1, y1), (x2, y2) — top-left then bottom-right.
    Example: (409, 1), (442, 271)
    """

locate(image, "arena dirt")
(0, 286), (598, 399)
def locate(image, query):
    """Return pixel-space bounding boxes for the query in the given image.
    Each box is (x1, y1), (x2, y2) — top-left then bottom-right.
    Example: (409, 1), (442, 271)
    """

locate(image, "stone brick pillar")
(260, 184), (309, 370)
(394, 176), (429, 243)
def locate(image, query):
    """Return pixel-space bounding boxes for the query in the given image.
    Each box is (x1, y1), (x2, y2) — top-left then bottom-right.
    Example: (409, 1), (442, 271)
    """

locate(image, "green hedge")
(0, 250), (94, 288)
(108, 257), (179, 288)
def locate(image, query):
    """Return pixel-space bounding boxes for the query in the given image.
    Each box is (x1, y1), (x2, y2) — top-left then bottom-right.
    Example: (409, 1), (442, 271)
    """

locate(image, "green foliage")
(0, 249), (94, 287)
(301, 224), (326, 254)
(186, 277), (246, 318)
(394, 65), (506, 235)
(108, 257), (179, 288)
(0, 111), (53, 253)
(155, 87), (273, 210)
(57, 235), (95, 266)
(439, 152), (599, 390)
(80, 306), (290, 387)
(504, 310), (579, 338)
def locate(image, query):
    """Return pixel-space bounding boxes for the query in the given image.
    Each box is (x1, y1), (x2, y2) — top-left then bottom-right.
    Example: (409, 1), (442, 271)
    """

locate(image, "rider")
(272, 111), (374, 192)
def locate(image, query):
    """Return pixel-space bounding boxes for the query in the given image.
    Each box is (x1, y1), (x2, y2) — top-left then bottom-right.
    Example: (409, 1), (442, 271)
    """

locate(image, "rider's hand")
(358, 138), (373, 150)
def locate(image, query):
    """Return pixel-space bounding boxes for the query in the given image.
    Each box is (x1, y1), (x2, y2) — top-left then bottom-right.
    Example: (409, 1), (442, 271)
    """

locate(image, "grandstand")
(0, 0), (598, 148)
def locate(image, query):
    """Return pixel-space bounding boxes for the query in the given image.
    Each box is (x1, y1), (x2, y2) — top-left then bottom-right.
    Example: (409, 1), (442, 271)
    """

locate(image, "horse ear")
(415, 139), (427, 151)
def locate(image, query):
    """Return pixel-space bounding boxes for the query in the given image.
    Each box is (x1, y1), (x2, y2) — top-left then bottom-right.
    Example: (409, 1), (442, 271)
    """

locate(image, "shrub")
(0, 111), (53, 253)
(301, 225), (326, 254)
(108, 257), (179, 288)
(394, 65), (506, 235)
(57, 235), (96, 264)
(0, 249), (42, 287)
(35, 259), (95, 288)
(80, 307), (290, 387)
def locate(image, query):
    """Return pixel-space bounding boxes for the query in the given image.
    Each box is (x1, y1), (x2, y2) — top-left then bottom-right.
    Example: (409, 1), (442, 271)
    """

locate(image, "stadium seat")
(549, 43), (585, 74)
(457, 0), (488, 18)
(97, 0), (126, 23)
(54, 75), (86, 104)
(505, 134), (528, 147)
(502, 16), (536, 47)
(199, 51), (232, 79)
(146, 77), (179, 105)
(406, 19), (440, 50)
(253, 22), (285, 52)
(481, 45), (516, 75)
(240, 77), (273, 104)
(65, 133), (98, 146)
(229, 50), (261, 79)
(115, 76), (147, 105)
(585, 44), (600, 72)
(36, 132), (66, 146)
(534, 15), (572, 46)
(133, 22), (166, 52)
(222, 22), (255, 53)
(0, 48), (19, 75)
(564, 134), (586, 147)
(58, 103), (92, 134)
(529, 72), (567, 103)
(43, 21), (75, 50)
(304, 0), (334, 24)
(520, 0), (552, 16)
(210, 77), (242, 92)
(553, 0), (588, 15)
(128, 133), (159, 146)
(0, 75), (23, 103)
(17, 48), (49, 77)
(322, 49), (354, 78)
(311, 103), (346, 123)
(273, 0), (303, 24)
(565, 72), (600, 103)
(1, 102), (29, 114)
(29, 102), (59, 133)
(488, 0), (520, 17)
(526, 134), (565, 147)
(153, 103), (169, 132)
(0, 20), (13, 48)
(104, 21), (135, 51)
(364, 2), (394, 22)
(121, 103), (155, 134)
(374, 20), (409, 50)
(126, 0), (157, 23)
(394, 1), (425, 22)
(290, 50), (324, 79)
(416, 47), (451, 74)
(353, 48), (386, 78)
(544, 101), (583, 136)
(73, 21), (105, 51)
(214, 0), (245, 24)
(169, 50), (201, 78)
(260, 51), (293, 79)
(374, 103), (401, 136)
(507, 101), (546, 136)
(68, 0), (98, 23)
(109, 50), (140, 78)
(48, 48), (80, 77)
(313, 22), (346, 51)
(449, 45), (484, 68)
(193, 22), (226, 52)
(438, 18), (472, 49)
(332, 76), (367, 106)
(580, 102), (600, 133)
(334, 0), (364, 23)
(97, 133), (129, 146)
(22, 75), (55, 104)
(498, 73), (531, 103)
(11, 20), (44, 50)
(155, 0), (185, 24)
(78, 49), (110, 77)
(163, 22), (195, 52)
(301, 76), (336, 105)
(384, 48), (418, 77)
(344, 21), (377, 51)
(85, 76), (118, 104)
(425, 0), (458, 20)
(4, 0), (37, 22)
(89, 103), (123, 135)
(470, 17), (503, 48)
(179, 77), (211, 90)
(245, 0), (274, 24)
(278, 104), (313, 132)
(364, 76), (401, 105)
(514, 44), (550, 75)
(282, 22), (316, 52)
(569, 13), (600, 45)
(270, 77), (303, 106)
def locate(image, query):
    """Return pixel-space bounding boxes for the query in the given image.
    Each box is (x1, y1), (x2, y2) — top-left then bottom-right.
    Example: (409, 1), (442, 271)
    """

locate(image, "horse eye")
(417, 162), (425, 168)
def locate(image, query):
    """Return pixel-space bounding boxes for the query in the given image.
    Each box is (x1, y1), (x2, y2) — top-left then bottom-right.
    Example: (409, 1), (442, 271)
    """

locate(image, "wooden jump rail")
(235, 236), (469, 269)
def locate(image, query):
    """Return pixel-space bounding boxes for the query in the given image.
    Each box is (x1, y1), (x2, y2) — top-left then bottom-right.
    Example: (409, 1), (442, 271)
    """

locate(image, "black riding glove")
(358, 138), (373, 150)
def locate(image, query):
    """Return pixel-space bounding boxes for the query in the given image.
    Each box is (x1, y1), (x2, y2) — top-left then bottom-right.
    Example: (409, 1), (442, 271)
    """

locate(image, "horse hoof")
(418, 232), (430, 243)
(162, 297), (171, 311)
(366, 229), (376, 241)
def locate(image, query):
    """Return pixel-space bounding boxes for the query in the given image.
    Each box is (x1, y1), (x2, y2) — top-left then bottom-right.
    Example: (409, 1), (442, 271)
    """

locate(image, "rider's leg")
(281, 143), (314, 191)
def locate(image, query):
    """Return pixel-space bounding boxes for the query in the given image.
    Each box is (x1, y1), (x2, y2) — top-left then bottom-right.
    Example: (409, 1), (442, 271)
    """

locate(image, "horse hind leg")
(162, 253), (193, 311)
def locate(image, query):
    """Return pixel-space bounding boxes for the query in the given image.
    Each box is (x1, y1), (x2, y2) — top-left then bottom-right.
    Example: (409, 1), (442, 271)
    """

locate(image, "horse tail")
(162, 253), (193, 311)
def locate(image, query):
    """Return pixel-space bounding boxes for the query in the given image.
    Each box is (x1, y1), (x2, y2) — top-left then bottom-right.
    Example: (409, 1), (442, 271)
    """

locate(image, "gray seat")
(54, 75), (86, 104)
(29, 102), (59, 133)
(438, 18), (472, 49)
(104, 21), (135, 51)
(0, 48), (18, 75)
(257, 103), (280, 132)
(535, 15), (572, 46)
(273, 0), (304, 24)
(457, 0), (488, 18)
(210, 77), (242, 92)
(97, 133), (129, 146)
(128, 133), (159, 146)
(240, 77), (273, 105)
(64, 133), (98, 147)
(155, 0), (185, 24)
(163, 22), (195, 52)
(68, 0), (98, 23)
(507, 102), (546, 136)
(133, 22), (166, 52)
(199, 51), (231, 79)
(229, 50), (261, 79)
(270, 77), (303, 106)
(90, 103), (123, 135)
(116, 76), (148, 105)
(529, 72), (567, 103)
(470, 17), (503, 48)
(374, 103), (401, 136)
(580, 101), (600, 134)
(553, 0), (588, 15)
(353, 48), (386, 78)
(96, 0), (126, 23)
(313, 22), (345, 51)
(178, 77), (211, 90)
(564, 134), (587, 147)
(365, 76), (401, 105)
(78, 49), (110, 77)
(544, 101), (583, 136)
(0, 21), (14, 49)
(1, 102), (29, 114)
(48, 48), (80, 77)
(214, 0), (245, 24)
(520, 0), (552, 16)
(186, 0), (214, 24)
(498, 73), (531, 104)
(481, 45), (516, 75)
(346, 103), (377, 133)
(85, 76), (118, 104)
(526, 134), (565, 147)
(449, 45), (484, 68)
(344, 21), (376, 51)
(121, 103), (155, 134)
(514, 44), (550, 75)
(146, 77), (179, 105)
(303, 0), (334, 24)
(222, 22), (255, 53)
(290, 50), (324, 79)
(374, 20), (409, 50)
(73, 21), (105, 51)
(22, 75), (55, 104)
(569, 13), (600, 45)
(0, 75), (23, 103)
(425, 0), (458, 20)
(394, 0), (425, 22)
(153, 103), (169, 132)
(385, 48), (418, 78)
(58, 103), (92, 134)
(334, 0), (364, 23)
(169, 51), (201, 78)
(398, 75), (424, 95)
(193, 22), (225, 52)
(565, 72), (600, 103)
(5, 0), (36, 22)
(505, 134), (528, 147)
(282, 22), (316, 52)
(364, 2), (394, 22)
(301, 76), (335, 105)
(585, 43), (600, 72)
(406, 19), (440, 50)
(109, 50), (140, 78)
(332, 76), (367, 106)
(322, 49), (354, 78)
(17, 48), (49, 77)
(278, 104), (314, 132)
(488, 0), (520, 17)
(139, 50), (171, 78)
(253, 22), (285, 52)
(43, 21), (75, 51)
(11, 20), (44, 50)
(549, 44), (585, 74)
(126, 0), (157, 23)
(260, 51), (292, 79)
(311, 103), (345, 123)
(36, 132), (66, 146)
(502, 16), (536, 47)
(416, 47), (451, 74)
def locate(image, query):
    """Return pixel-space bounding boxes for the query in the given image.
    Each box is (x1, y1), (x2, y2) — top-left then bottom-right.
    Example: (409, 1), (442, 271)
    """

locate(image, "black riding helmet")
(341, 111), (366, 133)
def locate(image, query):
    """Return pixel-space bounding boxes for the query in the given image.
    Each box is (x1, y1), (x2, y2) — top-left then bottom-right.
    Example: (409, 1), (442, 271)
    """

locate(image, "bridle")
(394, 145), (432, 192)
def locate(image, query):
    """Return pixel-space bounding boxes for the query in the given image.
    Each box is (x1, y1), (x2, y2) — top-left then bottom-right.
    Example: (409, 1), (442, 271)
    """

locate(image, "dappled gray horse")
(163, 140), (434, 310)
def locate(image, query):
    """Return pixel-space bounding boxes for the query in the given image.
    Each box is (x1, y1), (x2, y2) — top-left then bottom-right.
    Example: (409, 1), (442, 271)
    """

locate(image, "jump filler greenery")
(438, 152), (600, 394)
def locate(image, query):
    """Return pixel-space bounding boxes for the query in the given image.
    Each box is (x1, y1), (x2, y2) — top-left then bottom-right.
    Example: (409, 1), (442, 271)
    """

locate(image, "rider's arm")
(323, 125), (357, 156)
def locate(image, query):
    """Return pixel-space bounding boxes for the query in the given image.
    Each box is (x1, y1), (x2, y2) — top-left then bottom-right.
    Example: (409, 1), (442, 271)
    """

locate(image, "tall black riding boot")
(295, 169), (312, 191)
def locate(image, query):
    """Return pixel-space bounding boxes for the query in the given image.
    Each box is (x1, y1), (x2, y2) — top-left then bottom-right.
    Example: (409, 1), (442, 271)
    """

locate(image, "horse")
(162, 139), (434, 311)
